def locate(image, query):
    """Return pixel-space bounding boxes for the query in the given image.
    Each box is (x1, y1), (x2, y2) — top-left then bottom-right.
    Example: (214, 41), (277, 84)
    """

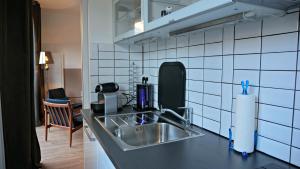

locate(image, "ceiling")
(38, 0), (80, 10)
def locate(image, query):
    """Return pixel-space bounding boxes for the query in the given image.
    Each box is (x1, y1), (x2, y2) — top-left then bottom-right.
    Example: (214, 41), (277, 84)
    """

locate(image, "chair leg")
(69, 129), (72, 147)
(45, 125), (48, 141)
(45, 110), (48, 141)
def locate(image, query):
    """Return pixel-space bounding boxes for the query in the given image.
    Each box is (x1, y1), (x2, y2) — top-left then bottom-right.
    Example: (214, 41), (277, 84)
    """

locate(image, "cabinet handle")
(84, 125), (96, 142)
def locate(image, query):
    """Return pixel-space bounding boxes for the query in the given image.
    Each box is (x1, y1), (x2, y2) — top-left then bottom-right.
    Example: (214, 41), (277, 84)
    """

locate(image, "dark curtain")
(0, 0), (41, 168)
(32, 1), (45, 126)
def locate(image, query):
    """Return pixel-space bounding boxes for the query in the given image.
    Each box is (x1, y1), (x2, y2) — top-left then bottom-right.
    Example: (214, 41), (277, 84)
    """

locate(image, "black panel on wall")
(0, 0), (41, 168)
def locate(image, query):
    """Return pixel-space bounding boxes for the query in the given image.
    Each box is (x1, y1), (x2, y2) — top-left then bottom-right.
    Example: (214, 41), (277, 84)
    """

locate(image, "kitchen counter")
(82, 107), (298, 169)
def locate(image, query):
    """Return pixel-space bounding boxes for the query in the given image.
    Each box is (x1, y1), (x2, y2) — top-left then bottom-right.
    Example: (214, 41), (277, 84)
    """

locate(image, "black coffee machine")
(91, 82), (119, 115)
(135, 77), (154, 111)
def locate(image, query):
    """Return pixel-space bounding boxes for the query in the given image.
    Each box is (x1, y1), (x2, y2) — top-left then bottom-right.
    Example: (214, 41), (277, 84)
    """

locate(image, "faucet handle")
(178, 107), (193, 125)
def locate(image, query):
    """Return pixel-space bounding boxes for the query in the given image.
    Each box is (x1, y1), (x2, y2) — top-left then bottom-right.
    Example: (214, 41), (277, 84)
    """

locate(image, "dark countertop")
(82, 107), (299, 169)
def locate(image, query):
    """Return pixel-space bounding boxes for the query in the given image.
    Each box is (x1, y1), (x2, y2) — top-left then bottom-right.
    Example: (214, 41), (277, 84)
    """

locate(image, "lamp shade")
(39, 51), (46, 64)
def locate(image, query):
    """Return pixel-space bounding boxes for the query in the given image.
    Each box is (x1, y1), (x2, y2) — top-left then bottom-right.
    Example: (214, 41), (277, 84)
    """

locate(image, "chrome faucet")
(159, 106), (193, 128)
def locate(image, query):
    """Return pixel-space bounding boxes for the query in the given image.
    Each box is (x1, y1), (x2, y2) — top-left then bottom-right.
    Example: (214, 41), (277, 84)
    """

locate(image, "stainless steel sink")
(114, 123), (192, 147)
(95, 111), (204, 151)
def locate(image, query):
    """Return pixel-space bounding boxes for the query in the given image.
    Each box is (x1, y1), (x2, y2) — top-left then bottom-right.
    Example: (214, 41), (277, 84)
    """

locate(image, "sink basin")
(114, 123), (191, 147)
(95, 111), (204, 151)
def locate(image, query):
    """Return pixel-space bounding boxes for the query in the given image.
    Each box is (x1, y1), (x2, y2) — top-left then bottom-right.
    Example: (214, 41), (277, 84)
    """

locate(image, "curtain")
(32, 1), (44, 126)
(0, 0), (41, 168)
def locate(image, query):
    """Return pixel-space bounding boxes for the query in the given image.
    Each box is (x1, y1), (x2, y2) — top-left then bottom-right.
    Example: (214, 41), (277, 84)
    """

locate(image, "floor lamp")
(39, 51), (53, 97)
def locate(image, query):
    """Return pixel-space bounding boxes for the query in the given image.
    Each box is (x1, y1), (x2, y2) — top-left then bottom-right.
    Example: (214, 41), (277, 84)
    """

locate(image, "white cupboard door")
(97, 140), (116, 169)
(83, 120), (97, 169)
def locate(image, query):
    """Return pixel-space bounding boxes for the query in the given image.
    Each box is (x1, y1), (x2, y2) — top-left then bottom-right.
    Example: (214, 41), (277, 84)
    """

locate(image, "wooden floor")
(36, 126), (83, 169)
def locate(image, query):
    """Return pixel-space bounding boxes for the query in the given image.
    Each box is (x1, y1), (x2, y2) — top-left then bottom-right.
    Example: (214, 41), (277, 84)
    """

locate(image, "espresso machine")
(91, 82), (119, 115)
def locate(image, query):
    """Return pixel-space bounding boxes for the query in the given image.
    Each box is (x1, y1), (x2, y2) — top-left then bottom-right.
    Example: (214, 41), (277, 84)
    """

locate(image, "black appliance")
(136, 77), (154, 111)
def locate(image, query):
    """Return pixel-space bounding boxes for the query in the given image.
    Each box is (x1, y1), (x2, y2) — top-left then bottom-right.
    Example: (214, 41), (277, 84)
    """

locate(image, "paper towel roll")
(234, 94), (255, 153)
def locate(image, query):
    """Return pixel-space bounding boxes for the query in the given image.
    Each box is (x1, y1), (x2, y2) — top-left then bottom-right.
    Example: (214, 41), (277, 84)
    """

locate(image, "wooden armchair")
(43, 100), (83, 147)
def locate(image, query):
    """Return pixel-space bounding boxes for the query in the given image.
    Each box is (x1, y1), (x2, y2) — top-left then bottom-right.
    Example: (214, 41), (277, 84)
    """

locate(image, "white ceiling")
(38, 0), (80, 10)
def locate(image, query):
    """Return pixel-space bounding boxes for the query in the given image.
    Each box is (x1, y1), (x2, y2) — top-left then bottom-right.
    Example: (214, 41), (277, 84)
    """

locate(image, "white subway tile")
(234, 54), (260, 70)
(99, 51), (114, 59)
(177, 47), (188, 58)
(99, 43), (114, 51)
(257, 136), (290, 162)
(177, 58), (188, 68)
(189, 69), (203, 80)
(176, 34), (189, 47)
(157, 50), (166, 60)
(222, 55), (233, 83)
(205, 27), (223, 43)
(263, 12), (299, 36)
(99, 60), (114, 68)
(115, 52), (129, 60)
(115, 44), (129, 52)
(158, 39), (166, 50)
(204, 56), (222, 69)
(130, 45), (142, 52)
(149, 41), (157, 51)
(234, 70), (260, 86)
(115, 68), (129, 76)
(189, 91), (203, 104)
(262, 32), (298, 53)
(261, 52), (297, 70)
(99, 68), (114, 75)
(130, 52), (143, 60)
(235, 20), (261, 39)
(222, 83), (233, 111)
(189, 45), (204, 57)
(99, 76), (114, 83)
(189, 80), (203, 92)
(203, 94), (221, 109)
(291, 147), (300, 167)
(205, 43), (222, 56)
(89, 60), (98, 75)
(150, 59), (157, 68)
(115, 76), (129, 83)
(203, 118), (220, 134)
(204, 82), (221, 96)
(298, 53), (300, 70)
(295, 110), (300, 129)
(91, 43), (98, 59)
(115, 60), (129, 67)
(297, 73), (300, 90)
(235, 38), (261, 54)
(223, 25), (234, 55)
(259, 88), (294, 108)
(149, 51), (157, 60)
(166, 49), (176, 59)
(150, 68), (158, 77)
(293, 129), (300, 148)
(89, 76), (98, 92)
(204, 69), (222, 82)
(90, 92), (97, 102)
(261, 71), (296, 89)
(220, 110), (231, 137)
(203, 106), (221, 122)
(189, 57), (203, 69)
(166, 36), (176, 49)
(189, 30), (204, 46)
(259, 104), (293, 126)
(295, 91), (300, 110)
(189, 102), (202, 115)
(193, 114), (203, 127)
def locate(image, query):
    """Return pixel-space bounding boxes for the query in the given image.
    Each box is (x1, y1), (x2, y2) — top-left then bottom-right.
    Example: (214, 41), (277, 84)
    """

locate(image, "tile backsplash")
(89, 11), (300, 167)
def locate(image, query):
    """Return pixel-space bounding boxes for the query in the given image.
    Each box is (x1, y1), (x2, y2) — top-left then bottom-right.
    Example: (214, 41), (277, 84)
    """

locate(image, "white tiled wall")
(141, 11), (300, 167)
(88, 11), (300, 167)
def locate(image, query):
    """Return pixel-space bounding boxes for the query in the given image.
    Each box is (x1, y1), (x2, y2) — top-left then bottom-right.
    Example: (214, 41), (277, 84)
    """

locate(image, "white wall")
(81, 0), (113, 108)
(41, 7), (82, 69)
